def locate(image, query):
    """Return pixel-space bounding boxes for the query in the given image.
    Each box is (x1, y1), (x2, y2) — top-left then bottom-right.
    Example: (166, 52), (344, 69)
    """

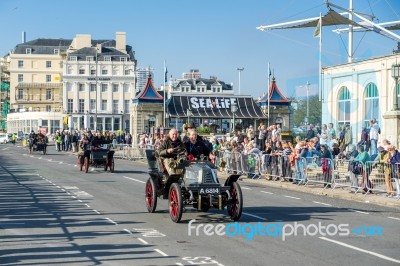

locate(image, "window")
(79, 99), (85, 113)
(69, 56), (77, 61)
(79, 83), (85, 91)
(67, 99), (73, 113)
(124, 100), (130, 113)
(104, 56), (111, 62)
(124, 69), (130, 75)
(102, 69), (108, 75)
(90, 69), (96, 76)
(90, 99), (96, 112)
(114, 118), (120, 131)
(46, 75), (51, 82)
(79, 68), (85, 74)
(124, 83), (129, 92)
(101, 84), (108, 92)
(101, 100), (107, 111)
(338, 86), (351, 127)
(46, 61), (51, 68)
(46, 89), (52, 100)
(113, 84), (119, 92)
(18, 74), (23, 82)
(18, 60), (23, 68)
(67, 66), (73, 74)
(67, 83), (73, 92)
(90, 83), (96, 91)
(113, 100), (118, 113)
(120, 57), (127, 62)
(46, 105), (52, 112)
(364, 82), (379, 127)
(26, 48), (32, 54)
(54, 49), (60, 55)
(18, 88), (23, 99)
(86, 56), (94, 61)
(397, 81), (400, 108)
(105, 117), (112, 131)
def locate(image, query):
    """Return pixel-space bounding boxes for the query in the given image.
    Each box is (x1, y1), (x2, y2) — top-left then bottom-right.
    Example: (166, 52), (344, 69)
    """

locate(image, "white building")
(63, 32), (136, 132)
(322, 52), (400, 148)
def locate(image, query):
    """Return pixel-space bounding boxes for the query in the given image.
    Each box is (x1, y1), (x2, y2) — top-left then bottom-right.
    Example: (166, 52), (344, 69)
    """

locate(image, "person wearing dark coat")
(185, 130), (211, 160)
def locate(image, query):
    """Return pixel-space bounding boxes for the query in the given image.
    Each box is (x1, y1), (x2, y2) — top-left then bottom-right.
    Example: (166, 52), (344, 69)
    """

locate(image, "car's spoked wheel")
(145, 178), (157, 213)
(169, 183), (183, 223)
(84, 157), (89, 173)
(227, 182), (243, 221)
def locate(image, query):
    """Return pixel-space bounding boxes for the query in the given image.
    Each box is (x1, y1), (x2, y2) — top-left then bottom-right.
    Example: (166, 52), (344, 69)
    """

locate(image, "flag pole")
(319, 12), (322, 102)
(163, 60), (166, 127)
(267, 62), (270, 127)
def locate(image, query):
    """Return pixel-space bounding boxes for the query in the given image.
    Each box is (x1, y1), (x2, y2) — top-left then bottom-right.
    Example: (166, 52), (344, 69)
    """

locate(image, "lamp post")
(186, 108), (192, 124)
(231, 101), (238, 132)
(305, 81), (310, 126)
(236, 67), (244, 95)
(391, 64), (400, 111)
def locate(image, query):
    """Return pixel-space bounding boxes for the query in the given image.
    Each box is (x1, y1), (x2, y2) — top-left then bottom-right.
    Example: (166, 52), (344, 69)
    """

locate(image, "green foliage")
(196, 126), (210, 134)
(292, 95), (322, 126)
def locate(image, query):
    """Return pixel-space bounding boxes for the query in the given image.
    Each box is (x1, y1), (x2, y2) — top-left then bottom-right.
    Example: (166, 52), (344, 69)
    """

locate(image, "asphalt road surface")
(1, 144), (399, 266)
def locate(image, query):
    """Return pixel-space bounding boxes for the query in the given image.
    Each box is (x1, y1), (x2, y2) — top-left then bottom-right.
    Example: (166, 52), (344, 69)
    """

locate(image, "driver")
(158, 128), (186, 158)
(185, 129), (212, 160)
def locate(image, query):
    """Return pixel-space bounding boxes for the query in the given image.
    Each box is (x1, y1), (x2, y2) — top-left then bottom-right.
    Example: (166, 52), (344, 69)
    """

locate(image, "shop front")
(166, 95), (266, 133)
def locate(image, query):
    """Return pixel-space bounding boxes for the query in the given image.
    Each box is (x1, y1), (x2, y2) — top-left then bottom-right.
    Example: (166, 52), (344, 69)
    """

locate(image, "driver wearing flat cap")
(158, 128), (186, 158)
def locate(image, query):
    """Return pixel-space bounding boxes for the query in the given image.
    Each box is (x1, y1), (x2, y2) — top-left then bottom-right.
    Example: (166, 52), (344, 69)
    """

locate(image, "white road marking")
(154, 249), (168, 257)
(312, 201), (332, 206)
(350, 209), (369, 215)
(123, 229), (132, 235)
(78, 200), (83, 202)
(242, 212), (267, 221)
(241, 186), (251, 190)
(106, 218), (118, 225)
(85, 204), (90, 208)
(284, 195), (301, 200)
(123, 176), (146, 183)
(93, 210), (101, 214)
(260, 191), (273, 194)
(71, 196), (76, 199)
(319, 237), (400, 264)
(138, 238), (148, 245)
(56, 186), (61, 188)
(388, 216), (400, 221)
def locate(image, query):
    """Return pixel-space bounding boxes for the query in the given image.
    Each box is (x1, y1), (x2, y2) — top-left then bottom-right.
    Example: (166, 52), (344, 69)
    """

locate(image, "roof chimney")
(22, 31), (26, 43)
(116, 32), (126, 53)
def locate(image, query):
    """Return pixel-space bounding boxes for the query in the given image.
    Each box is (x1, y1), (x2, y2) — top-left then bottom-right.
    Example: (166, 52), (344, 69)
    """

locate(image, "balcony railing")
(17, 82), (63, 89)
(15, 94), (62, 103)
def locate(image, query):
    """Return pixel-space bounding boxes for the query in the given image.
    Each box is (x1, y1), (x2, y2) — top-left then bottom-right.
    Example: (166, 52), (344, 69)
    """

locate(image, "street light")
(305, 81), (310, 126)
(391, 64), (400, 111)
(186, 108), (192, 124)
(236, 67), (244, 95)
(231, 101), (238, 132)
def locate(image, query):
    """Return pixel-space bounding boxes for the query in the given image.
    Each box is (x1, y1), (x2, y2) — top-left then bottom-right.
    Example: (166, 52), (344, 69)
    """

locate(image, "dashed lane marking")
(312, 201), (332, 206)
(138, 238), (148, 245)
(319, 237), (400, 264)
(123, 176), (146, 183)
(260, 191), (273, 194)
(388, 216), (400, 221)
(242, 212), (267, 221)
(154, 249), (168, 257)
(284, 195), (301, 200)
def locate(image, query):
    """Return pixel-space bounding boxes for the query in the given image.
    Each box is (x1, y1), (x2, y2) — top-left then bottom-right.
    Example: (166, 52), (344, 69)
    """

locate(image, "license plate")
(199, 187), (220, 195)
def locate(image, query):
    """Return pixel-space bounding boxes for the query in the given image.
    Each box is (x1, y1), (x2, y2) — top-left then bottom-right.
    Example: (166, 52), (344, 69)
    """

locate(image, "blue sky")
(1, 0), (399, 99)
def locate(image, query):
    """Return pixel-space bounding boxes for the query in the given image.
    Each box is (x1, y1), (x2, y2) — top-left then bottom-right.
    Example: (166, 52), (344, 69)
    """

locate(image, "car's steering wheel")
(171, 147), (187, 155)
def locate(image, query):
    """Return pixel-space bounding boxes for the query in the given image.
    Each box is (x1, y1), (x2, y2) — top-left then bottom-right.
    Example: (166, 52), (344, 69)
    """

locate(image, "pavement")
(218, 172), (400, 208)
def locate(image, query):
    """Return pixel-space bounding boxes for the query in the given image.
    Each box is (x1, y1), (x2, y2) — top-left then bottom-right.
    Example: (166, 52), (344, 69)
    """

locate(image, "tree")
(292, 95), (322, 127)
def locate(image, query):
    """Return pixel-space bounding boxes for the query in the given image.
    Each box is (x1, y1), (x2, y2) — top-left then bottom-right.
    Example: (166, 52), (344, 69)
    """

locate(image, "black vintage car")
(145, 148), (243, 223)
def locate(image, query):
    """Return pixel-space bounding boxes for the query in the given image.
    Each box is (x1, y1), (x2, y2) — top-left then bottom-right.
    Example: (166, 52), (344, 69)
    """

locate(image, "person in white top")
(369, 118), (380, 159)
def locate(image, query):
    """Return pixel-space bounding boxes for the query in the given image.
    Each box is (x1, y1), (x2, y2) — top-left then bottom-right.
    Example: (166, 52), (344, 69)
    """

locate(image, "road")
(0, 144), (399, 266)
